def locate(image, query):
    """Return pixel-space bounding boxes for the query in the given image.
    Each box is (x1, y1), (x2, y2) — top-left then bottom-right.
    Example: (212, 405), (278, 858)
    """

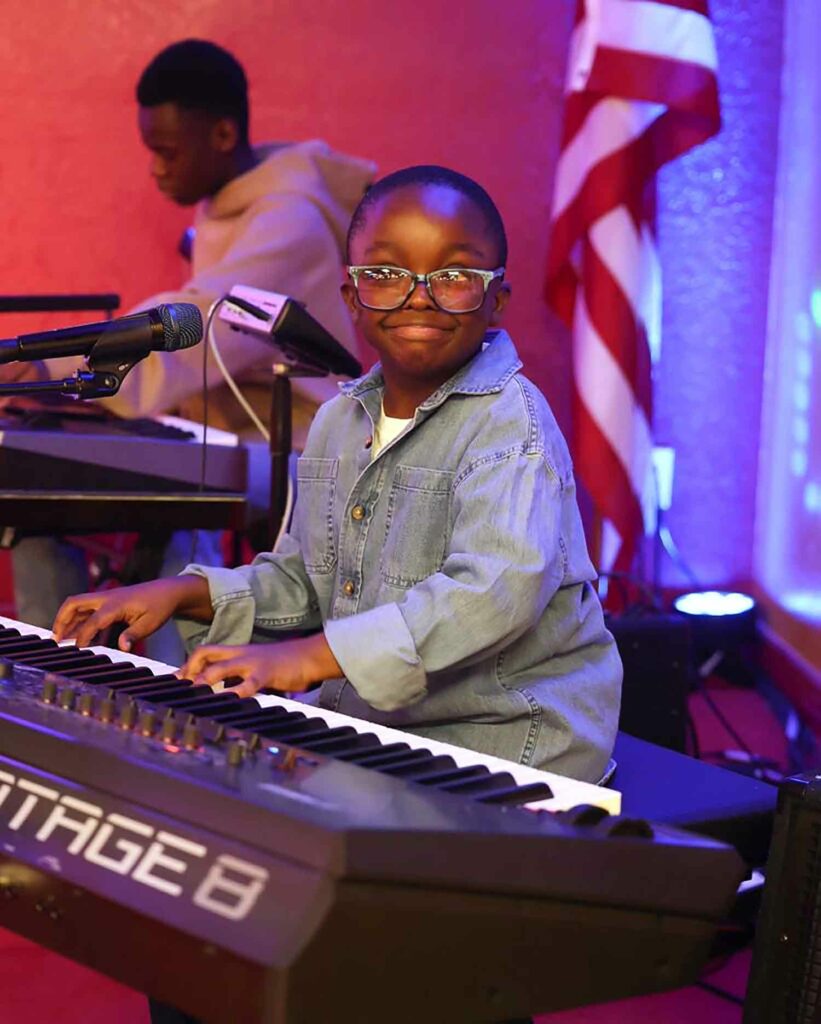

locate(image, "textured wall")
(655, 0), (784, 588)
(0, 0), (783, 590)
(0, 0), (574, 419)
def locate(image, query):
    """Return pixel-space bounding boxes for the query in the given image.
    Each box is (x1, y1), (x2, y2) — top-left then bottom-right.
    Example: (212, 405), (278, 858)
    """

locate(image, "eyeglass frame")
(346, 264), (506, 313)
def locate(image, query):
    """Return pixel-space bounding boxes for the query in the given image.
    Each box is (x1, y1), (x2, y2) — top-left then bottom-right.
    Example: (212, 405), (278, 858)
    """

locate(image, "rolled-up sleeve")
(175, 534), (323, 651)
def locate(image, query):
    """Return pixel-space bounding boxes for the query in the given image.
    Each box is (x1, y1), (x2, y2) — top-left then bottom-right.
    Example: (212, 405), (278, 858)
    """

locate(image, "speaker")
(606, 613), (692, 753)
(744, 771), (821, 1022)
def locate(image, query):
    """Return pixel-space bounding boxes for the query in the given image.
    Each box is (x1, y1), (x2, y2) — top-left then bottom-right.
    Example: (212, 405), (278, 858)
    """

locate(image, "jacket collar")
(340, 330), (522, 410)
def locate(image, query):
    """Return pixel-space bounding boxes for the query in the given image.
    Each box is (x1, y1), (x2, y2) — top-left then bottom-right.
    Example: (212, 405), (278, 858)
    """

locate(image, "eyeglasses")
(346, 265), (505, 313)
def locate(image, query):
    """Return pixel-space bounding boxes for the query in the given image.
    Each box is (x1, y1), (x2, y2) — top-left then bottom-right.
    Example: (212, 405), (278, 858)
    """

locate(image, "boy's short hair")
(346, 165), (508, 266)
(137, 39), (249, 143)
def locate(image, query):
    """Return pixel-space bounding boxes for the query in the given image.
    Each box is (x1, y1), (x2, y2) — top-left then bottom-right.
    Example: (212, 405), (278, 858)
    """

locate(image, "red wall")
(0, 1), (574, 421)
(0, 1), (785, 593)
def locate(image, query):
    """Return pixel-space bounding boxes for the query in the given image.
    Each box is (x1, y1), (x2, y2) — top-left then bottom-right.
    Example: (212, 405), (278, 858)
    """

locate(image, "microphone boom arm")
(0, 344), (150, 400)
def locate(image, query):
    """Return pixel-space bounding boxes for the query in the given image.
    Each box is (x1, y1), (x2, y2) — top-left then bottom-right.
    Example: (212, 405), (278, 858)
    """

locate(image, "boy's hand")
(53, 576), (212, 651)
(179, 633), (342, 699)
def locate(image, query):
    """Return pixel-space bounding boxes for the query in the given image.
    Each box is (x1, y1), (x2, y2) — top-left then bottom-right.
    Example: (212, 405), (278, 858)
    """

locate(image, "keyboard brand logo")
(0, 765), (269, 923)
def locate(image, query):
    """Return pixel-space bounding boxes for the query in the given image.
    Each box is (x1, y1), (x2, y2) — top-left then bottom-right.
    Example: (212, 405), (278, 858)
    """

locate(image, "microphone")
(0, 303), (203, 365)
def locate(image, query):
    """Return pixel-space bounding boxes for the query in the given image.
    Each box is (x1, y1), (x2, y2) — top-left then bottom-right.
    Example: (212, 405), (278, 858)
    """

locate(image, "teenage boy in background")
(12, 39), (375, 660)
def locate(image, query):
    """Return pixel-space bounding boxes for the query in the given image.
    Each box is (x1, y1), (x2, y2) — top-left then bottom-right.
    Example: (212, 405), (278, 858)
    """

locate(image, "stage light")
(673, 590), (758, 674)
(673, 591), (756, 617)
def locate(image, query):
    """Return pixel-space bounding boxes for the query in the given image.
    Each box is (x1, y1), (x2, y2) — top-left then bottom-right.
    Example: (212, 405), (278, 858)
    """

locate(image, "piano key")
(479, 782), (555, 806)
(416, 765), (499, 787)
(158, 693), (243, 716)
(13, 650), (110, 670)
(156, 685), (216, 708)
(95, 675), (187, 696)
(59, 664), (157, 684)
(386, 754), (456, 779)
(0, 637), (59, 656)
(202, 700), (286, 725)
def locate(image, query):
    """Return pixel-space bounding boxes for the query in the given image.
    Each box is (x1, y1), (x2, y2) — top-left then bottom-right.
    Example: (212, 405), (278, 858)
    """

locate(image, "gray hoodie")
(100, 139), (376, 439)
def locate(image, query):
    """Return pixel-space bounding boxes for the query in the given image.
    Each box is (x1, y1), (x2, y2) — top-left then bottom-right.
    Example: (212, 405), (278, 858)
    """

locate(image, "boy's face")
(342, 184), (510, 400)
(138, 102), (237, 206)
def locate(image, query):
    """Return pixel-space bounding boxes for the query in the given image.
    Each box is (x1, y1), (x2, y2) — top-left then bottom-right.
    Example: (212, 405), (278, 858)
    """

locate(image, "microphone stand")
(0, 345), (148, 400)
(268, 360), (326, 550)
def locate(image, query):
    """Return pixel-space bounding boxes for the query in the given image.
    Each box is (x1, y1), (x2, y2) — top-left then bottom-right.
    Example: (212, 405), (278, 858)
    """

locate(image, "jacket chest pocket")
(380, 465), (453, 588)
(294, 457), (338, 573)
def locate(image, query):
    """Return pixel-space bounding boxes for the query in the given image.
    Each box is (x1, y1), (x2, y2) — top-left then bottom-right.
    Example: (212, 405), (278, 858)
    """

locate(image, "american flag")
(546, 0), (721, 574)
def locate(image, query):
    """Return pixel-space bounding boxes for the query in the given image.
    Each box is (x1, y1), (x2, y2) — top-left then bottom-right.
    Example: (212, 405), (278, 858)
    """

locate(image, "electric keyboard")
(0, 413), (247, 494)
(0, 615), (745, 1023)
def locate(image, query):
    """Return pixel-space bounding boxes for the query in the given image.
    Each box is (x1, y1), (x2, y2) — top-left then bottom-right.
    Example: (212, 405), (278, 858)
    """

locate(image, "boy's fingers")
(53, 596), (99, 640)
(199, 657), (249, 687)
(179, 645), (241, 678)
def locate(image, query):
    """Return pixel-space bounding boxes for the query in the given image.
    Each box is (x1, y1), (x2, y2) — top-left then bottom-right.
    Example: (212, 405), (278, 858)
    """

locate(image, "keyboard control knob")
(138, 710), (158, 737)
(41, 680), (58, 705)
(226, 742), (246, 767)
(77, 692), (95, 716)
(182, 719), (202, 750)
(118, 700), (137, 730)
(160, 711), (177, 744)
(99, 692), (116, 723)
(58, 688), (76, 711)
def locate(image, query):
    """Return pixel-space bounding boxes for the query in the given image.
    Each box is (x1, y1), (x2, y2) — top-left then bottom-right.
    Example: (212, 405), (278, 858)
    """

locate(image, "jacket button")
(342, 580), (356, 596)
(351, 504), (366, 521)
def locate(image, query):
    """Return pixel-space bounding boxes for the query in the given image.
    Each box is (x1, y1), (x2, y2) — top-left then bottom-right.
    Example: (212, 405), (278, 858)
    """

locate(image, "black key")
(162, 694), (242, 715)
(246, 709), (307, 729)
(64, 665), (155, 686)
(294, 726), (359, 752)
(345, 746), (436, 770)
(15, 650), (108, 670)
(110, 680), (195, 698)
(0, 628), (22, 640)
(197, 699), (279, 724)
(440, 772), (518, 796)
(335, 741), (411, 765)
(156, 686), (217, 707)
(297, 729), (379, 755)
(372, 750), (440, 774)
(477, 782), (554, 806)
(0, 638), (58, 656)
(387, 754), (457, 779)
(416, 765), (492, 787)
(255, 719), (327, 742)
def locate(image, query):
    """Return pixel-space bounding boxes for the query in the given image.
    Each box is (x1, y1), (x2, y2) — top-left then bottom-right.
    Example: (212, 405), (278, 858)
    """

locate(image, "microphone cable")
(202, 295), (294, 554)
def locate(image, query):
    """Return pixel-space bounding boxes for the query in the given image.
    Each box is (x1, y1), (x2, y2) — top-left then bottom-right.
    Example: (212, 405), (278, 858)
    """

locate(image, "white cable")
(272, 468), (294, 553)
(207, 298), (270, 442)
(206, 295), (295, 552)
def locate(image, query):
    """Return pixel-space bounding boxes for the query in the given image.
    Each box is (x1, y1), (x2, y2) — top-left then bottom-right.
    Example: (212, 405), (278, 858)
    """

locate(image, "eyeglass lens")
(356, 268), (487, 312)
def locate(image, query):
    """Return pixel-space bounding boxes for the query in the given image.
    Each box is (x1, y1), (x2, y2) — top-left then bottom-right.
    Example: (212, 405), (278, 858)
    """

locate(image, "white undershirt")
(372, 401), (413, 457)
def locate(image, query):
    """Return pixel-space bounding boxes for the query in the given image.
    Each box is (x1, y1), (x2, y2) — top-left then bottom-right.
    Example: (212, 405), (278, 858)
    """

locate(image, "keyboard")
(0, 413), (247, 493)
(0, 614), (744, 1022)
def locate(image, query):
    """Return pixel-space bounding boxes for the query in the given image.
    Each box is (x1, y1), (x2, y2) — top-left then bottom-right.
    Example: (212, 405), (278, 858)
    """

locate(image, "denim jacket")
(180, 331), (621, 782)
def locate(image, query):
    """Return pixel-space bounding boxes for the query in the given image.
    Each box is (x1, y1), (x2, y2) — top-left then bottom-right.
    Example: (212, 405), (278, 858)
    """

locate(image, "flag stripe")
(546, 0), (720, 573)
(593, 0), (717, 71)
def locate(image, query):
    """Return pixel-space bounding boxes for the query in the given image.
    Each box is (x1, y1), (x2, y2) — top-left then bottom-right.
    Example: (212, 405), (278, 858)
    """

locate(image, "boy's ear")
(211, 117), (240, 153)
(341, 281), (360, 321)
(489, 282), (511, 325)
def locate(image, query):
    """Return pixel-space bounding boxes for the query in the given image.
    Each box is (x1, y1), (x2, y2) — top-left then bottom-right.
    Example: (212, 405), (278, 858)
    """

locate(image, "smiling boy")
(54, 165), (622, 783)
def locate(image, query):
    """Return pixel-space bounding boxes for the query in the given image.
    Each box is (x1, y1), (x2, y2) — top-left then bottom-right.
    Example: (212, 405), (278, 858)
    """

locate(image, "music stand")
(217, 286), (362, 547)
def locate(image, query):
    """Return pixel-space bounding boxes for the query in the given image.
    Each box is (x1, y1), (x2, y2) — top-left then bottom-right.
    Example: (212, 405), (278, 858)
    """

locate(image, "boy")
(54, 165), (621, 783)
